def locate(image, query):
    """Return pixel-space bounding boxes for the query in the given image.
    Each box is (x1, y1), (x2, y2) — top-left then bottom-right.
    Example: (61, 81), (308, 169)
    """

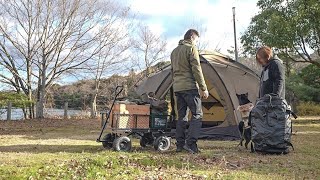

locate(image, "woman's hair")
(256, 46), (273, 60)
(184, 29), (200, 40)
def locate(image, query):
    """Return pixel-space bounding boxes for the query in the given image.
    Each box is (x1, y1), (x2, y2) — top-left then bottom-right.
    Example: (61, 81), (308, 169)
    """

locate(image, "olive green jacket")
(170, 40), (207, 92)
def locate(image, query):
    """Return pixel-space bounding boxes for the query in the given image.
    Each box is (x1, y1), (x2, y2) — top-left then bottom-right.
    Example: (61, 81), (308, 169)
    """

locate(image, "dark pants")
(175, 89), (203, 147)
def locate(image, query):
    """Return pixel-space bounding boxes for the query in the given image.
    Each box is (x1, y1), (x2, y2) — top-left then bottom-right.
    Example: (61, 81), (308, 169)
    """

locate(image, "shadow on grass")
(20, 130), (100, 141)
(0, 119), (102, 141)
(0, 144), (104, 153)
(0, 143), (176, 154)
(0, 127), (103, 141)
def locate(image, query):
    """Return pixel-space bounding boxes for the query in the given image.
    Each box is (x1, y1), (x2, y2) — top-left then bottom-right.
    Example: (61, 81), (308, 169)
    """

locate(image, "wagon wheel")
(102, 133), (114, 149)
(154, 136), (171, 152)
(113, 136), (132, 152)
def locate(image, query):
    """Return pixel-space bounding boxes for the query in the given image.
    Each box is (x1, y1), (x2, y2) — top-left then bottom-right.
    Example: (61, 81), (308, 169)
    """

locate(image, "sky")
(126, 0), (259, 55)
(0, 0), (261, 90)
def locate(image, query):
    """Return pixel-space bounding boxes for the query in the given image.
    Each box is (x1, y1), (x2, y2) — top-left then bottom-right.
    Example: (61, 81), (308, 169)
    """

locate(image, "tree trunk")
(7, 102), (12, 121)
(64, 102), (68, 119)
(91, 79), (100, 118)
(145, 67), (150, 76)
(27, 49), (33, 119)
(22, 107), (27, 119)
(37, 60), (46, 119)
(31, 103), (35, 119)
(27, 90), (33, 119)
(38, 80), (46, 118)
(91, 93), (98, 118)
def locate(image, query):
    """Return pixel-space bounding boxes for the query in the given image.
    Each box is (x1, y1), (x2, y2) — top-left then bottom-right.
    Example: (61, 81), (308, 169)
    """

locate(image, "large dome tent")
(135, 50), (260, 139)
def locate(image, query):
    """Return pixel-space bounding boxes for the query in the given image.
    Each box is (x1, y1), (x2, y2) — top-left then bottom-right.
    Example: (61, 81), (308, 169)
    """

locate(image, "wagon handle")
(96, 85), (124, 142)
(115, 85), (124, 97)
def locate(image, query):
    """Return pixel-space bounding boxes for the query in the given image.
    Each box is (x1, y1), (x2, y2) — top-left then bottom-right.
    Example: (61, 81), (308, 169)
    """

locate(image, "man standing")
(256, 46), (285, 98)
(171, 29), (209, 154)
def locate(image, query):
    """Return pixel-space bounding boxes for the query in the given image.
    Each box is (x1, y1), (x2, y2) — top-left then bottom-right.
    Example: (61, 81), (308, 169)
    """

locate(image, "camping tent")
(135, 51), (260, 139)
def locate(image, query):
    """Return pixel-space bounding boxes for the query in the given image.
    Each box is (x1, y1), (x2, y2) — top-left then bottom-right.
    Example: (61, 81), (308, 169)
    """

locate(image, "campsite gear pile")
(97, 86), (174, 152)
(249, 94), (297, 154)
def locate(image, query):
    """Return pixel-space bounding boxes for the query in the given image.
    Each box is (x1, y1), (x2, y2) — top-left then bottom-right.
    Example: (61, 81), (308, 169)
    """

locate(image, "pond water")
(0, 108), (90, 120)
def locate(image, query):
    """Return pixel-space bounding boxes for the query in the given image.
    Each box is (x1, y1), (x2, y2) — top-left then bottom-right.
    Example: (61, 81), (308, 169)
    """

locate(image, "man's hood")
(178, 39), (193, 46)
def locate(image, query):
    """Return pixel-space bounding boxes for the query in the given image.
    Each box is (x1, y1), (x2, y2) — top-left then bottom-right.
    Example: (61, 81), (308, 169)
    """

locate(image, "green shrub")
(0, 92), (33, 108)
(297, 102), (320, 116)
(286, 64), (320, 103)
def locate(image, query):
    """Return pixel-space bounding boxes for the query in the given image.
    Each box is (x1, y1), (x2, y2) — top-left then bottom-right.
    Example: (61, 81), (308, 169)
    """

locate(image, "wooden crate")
(113, 103), (150, 115)
(111, 103), (150, 129)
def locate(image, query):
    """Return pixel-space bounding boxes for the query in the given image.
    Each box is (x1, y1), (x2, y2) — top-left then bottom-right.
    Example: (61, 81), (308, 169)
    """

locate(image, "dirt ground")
(0, 118), (319, 179)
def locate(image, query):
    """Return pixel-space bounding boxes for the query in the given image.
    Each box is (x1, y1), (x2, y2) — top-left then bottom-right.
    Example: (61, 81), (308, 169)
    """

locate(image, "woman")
(256, 46), (285, 99)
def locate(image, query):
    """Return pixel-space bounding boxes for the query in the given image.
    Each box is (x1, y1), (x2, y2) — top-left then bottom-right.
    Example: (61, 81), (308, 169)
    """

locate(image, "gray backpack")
(250, 94), (297, 154)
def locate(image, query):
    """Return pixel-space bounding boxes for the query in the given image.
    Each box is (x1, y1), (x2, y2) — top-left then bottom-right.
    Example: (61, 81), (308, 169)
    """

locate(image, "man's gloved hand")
(200, 90), (209, 99)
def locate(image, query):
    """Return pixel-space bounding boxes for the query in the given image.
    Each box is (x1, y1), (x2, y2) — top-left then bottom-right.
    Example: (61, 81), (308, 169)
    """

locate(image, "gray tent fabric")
(135, 68), (171, 97)
(168, 125), (240, 140)
(135, 50), (260, 139)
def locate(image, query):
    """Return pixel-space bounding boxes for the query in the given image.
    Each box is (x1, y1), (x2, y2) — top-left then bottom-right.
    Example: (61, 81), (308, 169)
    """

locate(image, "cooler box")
(150, 114), (171, 129)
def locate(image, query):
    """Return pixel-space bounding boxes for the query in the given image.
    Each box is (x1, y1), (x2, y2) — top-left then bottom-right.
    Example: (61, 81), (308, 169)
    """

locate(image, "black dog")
(236, 93), (252, 149)
(236, 93), (251, 106)
(238, 121), (251, 148)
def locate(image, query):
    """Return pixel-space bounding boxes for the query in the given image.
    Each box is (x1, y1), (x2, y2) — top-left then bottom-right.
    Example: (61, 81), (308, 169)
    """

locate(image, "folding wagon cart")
(96, 86), (174, 152)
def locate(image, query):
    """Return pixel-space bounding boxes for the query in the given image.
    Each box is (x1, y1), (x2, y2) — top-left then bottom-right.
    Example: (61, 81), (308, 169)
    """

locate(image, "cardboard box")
(111, 103), (150, 129)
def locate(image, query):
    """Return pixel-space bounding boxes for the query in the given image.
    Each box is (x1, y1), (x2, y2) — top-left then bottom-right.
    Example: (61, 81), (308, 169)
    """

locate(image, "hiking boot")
(190, 143), (201, 154)
(183, 144), (196, 154)
(187, 143), (200, 154)
(176, 146), (184, 152)
(194, 148), (201, 153)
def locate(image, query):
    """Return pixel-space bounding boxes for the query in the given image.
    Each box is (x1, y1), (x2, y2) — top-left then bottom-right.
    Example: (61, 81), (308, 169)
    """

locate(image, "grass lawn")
(0, 117), (319, 179)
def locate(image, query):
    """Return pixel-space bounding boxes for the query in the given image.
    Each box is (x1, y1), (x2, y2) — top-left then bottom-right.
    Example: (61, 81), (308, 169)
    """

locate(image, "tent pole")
(232, 7), (239, 62)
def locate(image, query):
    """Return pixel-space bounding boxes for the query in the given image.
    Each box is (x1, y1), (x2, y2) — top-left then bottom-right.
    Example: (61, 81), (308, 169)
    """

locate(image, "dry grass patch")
(0, 118), (319, 179)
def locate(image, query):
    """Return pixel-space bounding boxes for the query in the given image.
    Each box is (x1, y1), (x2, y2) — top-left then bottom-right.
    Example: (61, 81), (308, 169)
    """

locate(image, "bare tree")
(188, 21), (209, 51)
(0, 0), (44, 118)
(0, 0), (132, 118)
(85, 11), (132, 118)
(132, 24), (167, 76)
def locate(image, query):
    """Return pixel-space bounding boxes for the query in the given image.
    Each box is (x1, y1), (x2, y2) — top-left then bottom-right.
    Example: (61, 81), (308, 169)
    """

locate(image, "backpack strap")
(287, 109), (295, 152)
(291, 121), (293, 134)
(286, 109), (298, 119)
(250, 141), (255, 153)
(289, 119), (294, 151)
(291, 111), (298, 119)
(287, 141), (294, 151)
(248, 111), (252, 126)
(249, 111), (255, 153)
